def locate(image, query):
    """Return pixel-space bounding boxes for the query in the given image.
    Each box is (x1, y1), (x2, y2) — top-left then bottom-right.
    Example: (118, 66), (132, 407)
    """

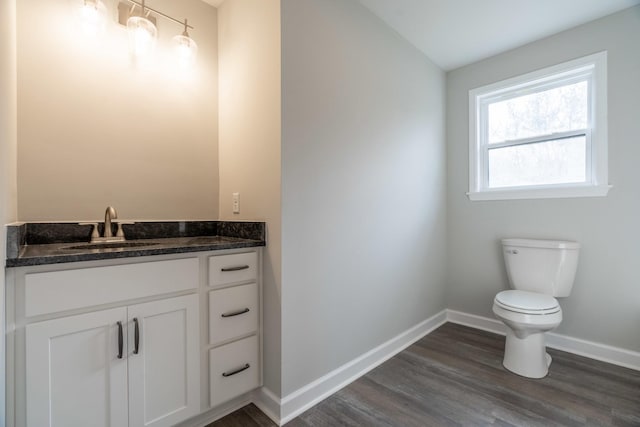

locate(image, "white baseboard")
(176, 393), (253, 427)
(546, 332), (640, 371)
(446, 309), (506, 335)
(446, 309), (640, 371)
(279, 310), (448, 425)
(176, 388), (281, 427)
(252, 387), (282, 425)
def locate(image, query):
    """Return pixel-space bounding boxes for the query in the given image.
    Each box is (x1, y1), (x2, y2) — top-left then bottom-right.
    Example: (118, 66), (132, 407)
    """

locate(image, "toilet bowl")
(494, 239), (580, 379)
(493, 290), (562, 378)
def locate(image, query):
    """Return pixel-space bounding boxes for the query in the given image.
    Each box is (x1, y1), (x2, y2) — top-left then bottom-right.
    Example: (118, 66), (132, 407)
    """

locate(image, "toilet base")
(503, 329), (551, 379)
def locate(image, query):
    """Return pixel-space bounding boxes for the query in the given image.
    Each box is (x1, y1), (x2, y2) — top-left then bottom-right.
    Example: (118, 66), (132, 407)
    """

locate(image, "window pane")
(488, 80), (588, 144)
(488, 136), (586, 188)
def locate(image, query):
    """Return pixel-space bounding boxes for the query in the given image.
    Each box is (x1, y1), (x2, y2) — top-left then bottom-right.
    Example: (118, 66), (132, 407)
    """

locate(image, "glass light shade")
(126, 16), (158, 59)
(173, 34), (198, 68)
(77, 0), (107, 37)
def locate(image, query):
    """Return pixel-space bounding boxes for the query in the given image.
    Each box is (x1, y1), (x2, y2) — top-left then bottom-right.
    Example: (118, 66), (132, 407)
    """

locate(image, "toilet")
(493, 238), (580, 379)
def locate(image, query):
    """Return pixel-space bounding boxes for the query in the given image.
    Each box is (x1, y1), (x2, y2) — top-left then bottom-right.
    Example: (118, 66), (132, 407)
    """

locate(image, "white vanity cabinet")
(25, 294), (199, 427)
(6, 248), (263, 427)
(12, 257), (201, 427)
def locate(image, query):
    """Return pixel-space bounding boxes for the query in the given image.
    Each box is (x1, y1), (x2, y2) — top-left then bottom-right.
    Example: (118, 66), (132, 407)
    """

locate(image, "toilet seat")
(494, 290), (560, 315)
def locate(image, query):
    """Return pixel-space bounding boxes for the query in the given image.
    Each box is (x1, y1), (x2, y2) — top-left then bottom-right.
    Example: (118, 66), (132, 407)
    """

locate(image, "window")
(468, 52), (610, 201)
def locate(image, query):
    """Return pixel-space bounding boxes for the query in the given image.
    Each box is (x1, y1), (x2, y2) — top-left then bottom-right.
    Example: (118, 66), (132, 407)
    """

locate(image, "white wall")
(1, 0), (18, 420)
(446, 6), (640, 351)
(281, 0), (447, 395)
(16, 0), (219, 221)
(217, 0), (282, 395)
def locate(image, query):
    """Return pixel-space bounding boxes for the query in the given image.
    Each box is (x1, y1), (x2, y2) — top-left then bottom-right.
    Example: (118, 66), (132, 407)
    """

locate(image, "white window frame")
(468, 51), (610, 201)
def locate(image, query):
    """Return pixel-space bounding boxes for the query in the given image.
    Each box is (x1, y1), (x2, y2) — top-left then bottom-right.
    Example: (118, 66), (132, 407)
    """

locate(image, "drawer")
(209, 283), (258, 345)
(209, 252), (257, 286)
(24, 258), (199, 317)
(209, 335), (259, 407)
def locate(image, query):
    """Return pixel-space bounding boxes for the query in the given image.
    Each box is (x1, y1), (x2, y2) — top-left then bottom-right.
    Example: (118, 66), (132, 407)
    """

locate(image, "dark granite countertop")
(6, 221), (265, 268)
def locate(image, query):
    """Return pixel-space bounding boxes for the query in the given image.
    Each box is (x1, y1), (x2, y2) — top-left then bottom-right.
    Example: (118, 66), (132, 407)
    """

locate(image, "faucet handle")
(112, 221), (135, 238)
(78, 222), (100, 240)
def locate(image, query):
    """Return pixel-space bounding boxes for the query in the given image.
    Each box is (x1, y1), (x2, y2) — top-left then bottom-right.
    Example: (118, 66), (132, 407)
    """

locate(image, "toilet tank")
(502, 238), (580, 297)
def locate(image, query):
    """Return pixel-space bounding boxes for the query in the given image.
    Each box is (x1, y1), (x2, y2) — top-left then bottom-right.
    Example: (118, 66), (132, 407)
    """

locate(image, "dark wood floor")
(209, 323), (640, 426)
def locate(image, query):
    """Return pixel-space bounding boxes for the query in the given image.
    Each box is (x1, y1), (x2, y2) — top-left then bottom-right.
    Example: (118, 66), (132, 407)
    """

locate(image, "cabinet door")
(25, 307), (128, 427)
(127, 294), (200, 427)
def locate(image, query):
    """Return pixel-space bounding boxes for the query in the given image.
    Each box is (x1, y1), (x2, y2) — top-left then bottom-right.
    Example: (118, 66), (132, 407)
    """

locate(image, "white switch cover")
(232, 193), (240, 214)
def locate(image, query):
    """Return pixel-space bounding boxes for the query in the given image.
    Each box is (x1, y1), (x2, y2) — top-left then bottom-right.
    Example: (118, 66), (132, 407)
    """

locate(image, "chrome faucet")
(104, 206), (117, 238)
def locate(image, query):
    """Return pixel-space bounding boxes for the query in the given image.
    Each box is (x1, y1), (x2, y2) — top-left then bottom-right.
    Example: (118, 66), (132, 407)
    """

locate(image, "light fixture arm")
(182, 19), (190, 37)
(125, 0), (194, 30)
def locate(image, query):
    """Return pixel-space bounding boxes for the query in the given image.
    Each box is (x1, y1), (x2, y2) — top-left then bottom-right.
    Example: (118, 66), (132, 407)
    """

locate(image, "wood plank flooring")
(209, 323), (640, 426)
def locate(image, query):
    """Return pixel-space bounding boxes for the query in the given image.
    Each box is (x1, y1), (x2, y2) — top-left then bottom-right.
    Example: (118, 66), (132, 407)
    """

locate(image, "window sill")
(467, 184), (612, 201)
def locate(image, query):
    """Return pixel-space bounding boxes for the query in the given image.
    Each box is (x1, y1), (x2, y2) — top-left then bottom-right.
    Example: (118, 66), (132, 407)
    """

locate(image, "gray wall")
(446, 6), (640, 351)
(281, 0), (447, 395)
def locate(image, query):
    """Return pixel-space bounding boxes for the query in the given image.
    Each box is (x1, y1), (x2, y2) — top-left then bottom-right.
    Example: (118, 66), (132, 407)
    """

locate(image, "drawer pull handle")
(221, 265), (250, 272)
(221, 308), (250, 318)
(117, 321), (123, 359)
(133, 318), (140, 355)
(222, 363), (250, 377)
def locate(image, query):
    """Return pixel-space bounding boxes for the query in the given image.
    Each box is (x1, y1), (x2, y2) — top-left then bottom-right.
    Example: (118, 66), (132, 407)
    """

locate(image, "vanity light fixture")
(118, 0), (197, 65)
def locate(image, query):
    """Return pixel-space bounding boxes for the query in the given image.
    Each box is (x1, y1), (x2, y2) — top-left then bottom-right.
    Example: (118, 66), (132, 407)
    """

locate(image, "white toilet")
(493, 238), (580, 379)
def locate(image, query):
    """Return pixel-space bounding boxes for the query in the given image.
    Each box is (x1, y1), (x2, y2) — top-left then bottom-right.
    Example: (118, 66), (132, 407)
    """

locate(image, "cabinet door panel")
(25, 308), (128, 427)
(128, 294), (200, 427)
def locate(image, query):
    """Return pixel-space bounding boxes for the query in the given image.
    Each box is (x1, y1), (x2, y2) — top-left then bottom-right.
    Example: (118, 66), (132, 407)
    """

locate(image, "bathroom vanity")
(4, 221), (265, 427)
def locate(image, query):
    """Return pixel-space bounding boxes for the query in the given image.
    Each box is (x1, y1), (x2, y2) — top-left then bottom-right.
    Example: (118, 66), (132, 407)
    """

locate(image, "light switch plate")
(232, 193), (240, 214)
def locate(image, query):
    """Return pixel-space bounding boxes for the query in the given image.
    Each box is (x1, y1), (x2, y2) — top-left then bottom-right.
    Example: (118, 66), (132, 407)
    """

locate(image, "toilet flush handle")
(506, 249), (519, 255)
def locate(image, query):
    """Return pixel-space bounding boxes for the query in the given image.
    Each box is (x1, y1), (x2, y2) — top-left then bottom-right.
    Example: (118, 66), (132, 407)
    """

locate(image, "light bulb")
(127, 16), (157, 59)
(77, 0), (107, 37)
(173, 34), (198, 68)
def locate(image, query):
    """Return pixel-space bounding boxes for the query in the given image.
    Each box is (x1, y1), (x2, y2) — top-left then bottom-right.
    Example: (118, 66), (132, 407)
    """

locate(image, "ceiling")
(202, 0), (224, 7)
(202, 0), (639, 71)
(357, 0), (640, 70)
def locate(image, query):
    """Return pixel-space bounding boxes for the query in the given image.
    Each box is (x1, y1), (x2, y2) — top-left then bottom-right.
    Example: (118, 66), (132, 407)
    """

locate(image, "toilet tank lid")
(502, 238), (580, 250)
